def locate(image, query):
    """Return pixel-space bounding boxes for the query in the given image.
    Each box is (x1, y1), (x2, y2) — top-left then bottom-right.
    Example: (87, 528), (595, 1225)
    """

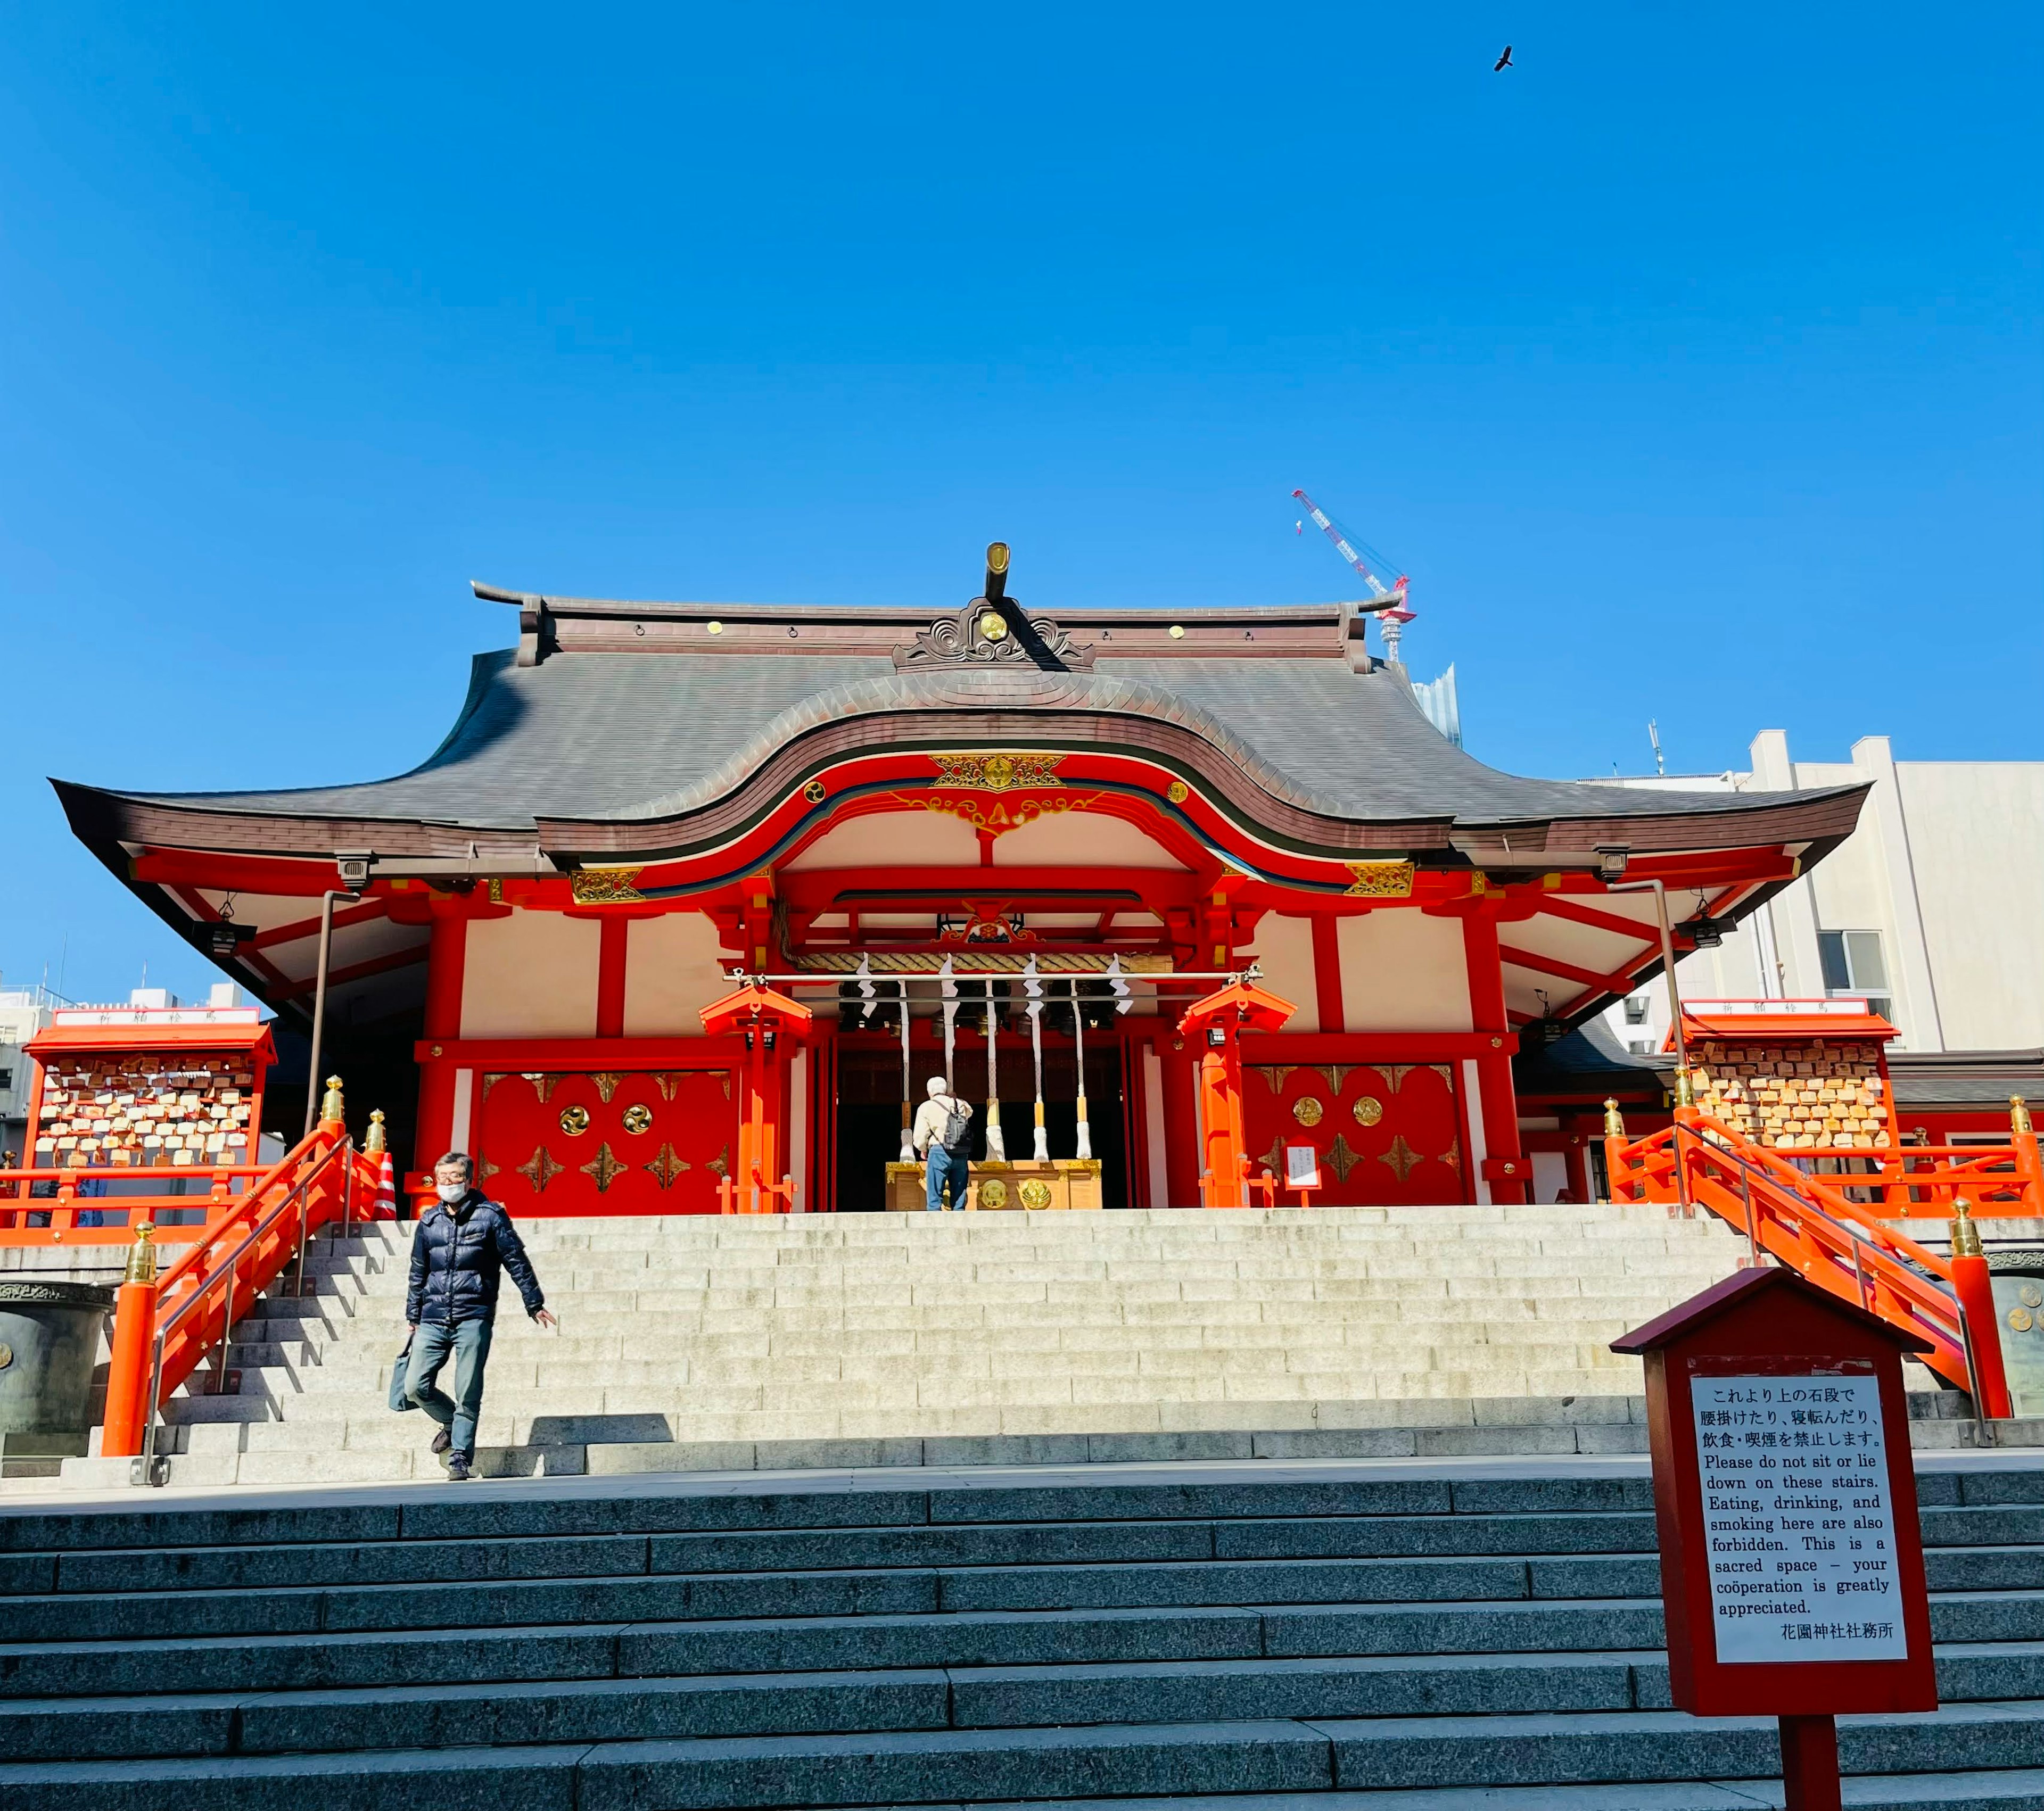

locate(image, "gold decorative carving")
(2009, 1308), (2035, 1334)
(1353, 1096), (1384, 1127)
(903, 789), (1100, 836)
(645, 1142), (689, 1189)
(571, 869), (646, 905)
(978, 610), (1009, 641)
(706, 1143), (730, 1178)
(655, 1073), (682, 1101)
(481, 1073), (505, 1101)
(931, 752), (1065, 791)
(1380, 1065), (1415, 1090)
(621, 1103), (653, 1136)
(1250, 1065), (1296, 1094)
(978, 1178), (1010, 1209)
(558, 1105), (591, 1136)
(524, 1073), (561, 1103)
(1440, 1143), (1461, 1171)
(1325, 1134), (1361, 1182)
(2022, 1283), (2043, 1310)
(1380, 1134), (1420, 1183)
(516, 1146), (563, 1193)
(1166, 780), (1189, 804)
(1316, 1064), (1354, 1095)
(802, 779), (827, 804)
(590, 1073), (621, 1104)
(1019, 1178), (1053, 1209)
(1259, 1135), (1288, 1178)
(1345, 861), (1415, 898)
(487, 878), (504, 903)
(581, 1142), (623, 1193)
(1292, 1096), (1324, 1128)
(477, 1154), (500, 1182)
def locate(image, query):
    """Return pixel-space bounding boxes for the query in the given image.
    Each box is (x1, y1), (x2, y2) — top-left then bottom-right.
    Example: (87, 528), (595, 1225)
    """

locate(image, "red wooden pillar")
(413, 912), (467, 1172)
(1178, 980), (1296, 1207)
(1160, 1033), (1201, 1209)
(1462, 915), (1529, 1205)
(701, 983), (813, 1212)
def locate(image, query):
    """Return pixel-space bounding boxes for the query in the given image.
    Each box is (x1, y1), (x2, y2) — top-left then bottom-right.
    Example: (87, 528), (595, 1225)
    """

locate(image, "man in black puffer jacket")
(405, 1151), (554, 1480)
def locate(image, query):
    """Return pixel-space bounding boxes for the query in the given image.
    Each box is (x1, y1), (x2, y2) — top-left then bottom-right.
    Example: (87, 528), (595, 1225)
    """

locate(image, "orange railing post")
(2012, 1097), (2042, 1216)
(100, 1222), (160, 1460)
(1602, 1098), (1634, 1202)
(1949, 1198), (2013, 1420)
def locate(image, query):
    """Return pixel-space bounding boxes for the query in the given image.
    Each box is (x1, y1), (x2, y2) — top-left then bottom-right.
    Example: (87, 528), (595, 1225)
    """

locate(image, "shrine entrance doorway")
(830, 1037), (1128, 1213)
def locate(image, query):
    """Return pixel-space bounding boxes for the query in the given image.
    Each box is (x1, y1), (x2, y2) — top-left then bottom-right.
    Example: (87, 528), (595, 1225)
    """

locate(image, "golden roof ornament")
(365, 1109), (388, 1156)
(319, 1075), (345, 1126)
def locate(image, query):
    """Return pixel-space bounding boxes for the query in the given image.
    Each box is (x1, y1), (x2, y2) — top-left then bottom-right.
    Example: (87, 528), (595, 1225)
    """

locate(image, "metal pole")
(213, 1268), (235, 1394)
(302, 890), (341, 1139)
(1612, 877), (1691, 1215)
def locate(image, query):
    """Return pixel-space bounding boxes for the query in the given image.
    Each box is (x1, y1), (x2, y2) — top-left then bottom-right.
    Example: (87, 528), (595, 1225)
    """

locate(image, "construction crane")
(1292, 487), (1417, 661)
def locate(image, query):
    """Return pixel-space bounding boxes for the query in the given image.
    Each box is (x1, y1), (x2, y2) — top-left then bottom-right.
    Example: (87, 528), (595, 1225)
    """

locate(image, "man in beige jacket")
(911, 1073), (973, 1211)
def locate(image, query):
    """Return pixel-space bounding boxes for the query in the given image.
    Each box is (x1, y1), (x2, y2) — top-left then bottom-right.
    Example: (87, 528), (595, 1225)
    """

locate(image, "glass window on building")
(1623, 994), (1649, 1025)
(1818, 929), (1893, 1021)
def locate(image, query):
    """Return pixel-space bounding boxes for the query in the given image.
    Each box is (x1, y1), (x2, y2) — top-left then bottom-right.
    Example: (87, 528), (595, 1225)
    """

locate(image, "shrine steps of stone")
(0, 1458), (2041, 1808)
(35, 1203), (2015, 1494)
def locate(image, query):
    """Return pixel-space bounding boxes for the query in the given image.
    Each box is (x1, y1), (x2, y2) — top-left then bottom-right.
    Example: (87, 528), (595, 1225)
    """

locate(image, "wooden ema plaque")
(1613, 1267), (1936, 1810)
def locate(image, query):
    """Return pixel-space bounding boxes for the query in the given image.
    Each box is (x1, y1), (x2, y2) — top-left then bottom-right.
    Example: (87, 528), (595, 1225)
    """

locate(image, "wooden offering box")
(886, 1160), (1104, 1211)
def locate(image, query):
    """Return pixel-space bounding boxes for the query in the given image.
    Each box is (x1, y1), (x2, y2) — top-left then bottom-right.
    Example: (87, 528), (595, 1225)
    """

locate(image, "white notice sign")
(1691, 1371), (1907, 1664)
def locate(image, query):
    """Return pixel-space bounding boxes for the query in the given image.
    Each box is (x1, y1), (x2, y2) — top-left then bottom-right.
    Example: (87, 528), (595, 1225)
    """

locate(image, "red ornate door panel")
(476, 1069), (735, 1216)
(1244, 1062), (1466, 1205)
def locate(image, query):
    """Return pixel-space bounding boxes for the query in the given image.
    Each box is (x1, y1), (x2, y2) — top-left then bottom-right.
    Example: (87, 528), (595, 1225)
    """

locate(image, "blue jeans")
(926, 1146), (967, 1211)
(406, 1317), (493, 1459)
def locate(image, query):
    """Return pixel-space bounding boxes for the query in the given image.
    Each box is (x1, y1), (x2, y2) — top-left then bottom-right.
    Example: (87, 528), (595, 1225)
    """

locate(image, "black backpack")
(938, 1099), (974, 1156)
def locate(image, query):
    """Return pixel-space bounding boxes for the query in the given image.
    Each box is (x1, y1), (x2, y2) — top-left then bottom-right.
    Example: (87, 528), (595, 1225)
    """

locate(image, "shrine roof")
(59, 585), (1865, 854)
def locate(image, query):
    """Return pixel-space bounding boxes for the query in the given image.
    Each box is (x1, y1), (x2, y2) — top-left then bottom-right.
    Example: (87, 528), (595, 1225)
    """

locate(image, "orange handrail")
(1607, 1107), (2013, 1417)
(102, 1097), (392, 1482)
(1, 1165), (276, 1241)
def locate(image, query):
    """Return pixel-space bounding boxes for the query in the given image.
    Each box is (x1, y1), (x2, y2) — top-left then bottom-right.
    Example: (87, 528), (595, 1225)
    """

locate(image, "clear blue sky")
(3, 4), (2038, 1007)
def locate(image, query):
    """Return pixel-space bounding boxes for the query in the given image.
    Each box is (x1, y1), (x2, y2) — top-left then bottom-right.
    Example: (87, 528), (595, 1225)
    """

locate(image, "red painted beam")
(1498, 942), (1635, 996)
(271, 944), (429, 1002)
(250, 899), (389, 950)
(1535, 896), (1661, 943)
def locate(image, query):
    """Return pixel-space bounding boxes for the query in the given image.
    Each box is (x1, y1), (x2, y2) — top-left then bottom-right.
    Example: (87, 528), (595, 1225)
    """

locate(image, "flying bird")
(1494, 45), (1513, 70)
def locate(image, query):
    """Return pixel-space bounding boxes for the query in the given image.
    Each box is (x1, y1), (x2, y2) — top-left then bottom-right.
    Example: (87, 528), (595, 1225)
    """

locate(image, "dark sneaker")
(446, 1456), (474, 1482)
(430, 1428), (452, 1456)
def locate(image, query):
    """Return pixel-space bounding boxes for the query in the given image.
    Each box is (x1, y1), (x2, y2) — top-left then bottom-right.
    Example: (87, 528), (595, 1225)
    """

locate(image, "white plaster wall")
(1898, 762), (2044, 1049)
(461, 909), (600, 1039)
(623, 911), (736, 1037)
(786, 811), (979, 869)
(1243, 913), (1318, 1033)
(1337, 911), (1473, 1032)
(993, 812), (1184, 869)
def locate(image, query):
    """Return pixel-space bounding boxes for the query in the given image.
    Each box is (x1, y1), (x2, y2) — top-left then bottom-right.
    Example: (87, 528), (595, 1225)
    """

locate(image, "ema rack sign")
(1613, 1267), (1936, 1811)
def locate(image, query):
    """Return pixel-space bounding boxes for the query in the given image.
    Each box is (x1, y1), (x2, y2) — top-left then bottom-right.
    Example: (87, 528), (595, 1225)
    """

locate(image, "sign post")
(1612, 1268), (1938, 1811)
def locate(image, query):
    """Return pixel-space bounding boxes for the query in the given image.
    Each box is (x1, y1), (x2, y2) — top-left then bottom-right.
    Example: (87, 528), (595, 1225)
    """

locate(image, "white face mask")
(435, 1181), (467, 1203)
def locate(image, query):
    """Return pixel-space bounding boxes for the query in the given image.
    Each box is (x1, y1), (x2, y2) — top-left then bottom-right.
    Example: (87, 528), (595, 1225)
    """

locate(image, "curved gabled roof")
(79, 639), (1859, 845)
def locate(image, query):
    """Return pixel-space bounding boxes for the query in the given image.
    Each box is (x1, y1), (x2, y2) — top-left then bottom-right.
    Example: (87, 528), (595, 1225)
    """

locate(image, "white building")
(0, 981), (63, 1163)
(1594, 732), (2044, 1062)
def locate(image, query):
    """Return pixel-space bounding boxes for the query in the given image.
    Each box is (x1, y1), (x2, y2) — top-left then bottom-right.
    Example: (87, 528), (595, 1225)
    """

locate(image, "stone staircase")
(0, 1459), (2041, 1807)
(47, 1204), (1988, 1491)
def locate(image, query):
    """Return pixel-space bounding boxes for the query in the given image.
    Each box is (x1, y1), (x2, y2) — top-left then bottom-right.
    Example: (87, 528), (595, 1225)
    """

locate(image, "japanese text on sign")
(1691, 1371), (1906, 1664)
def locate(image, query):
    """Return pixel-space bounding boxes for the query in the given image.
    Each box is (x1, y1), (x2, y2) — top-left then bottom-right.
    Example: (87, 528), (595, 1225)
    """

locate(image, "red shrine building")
(54, 551), (1869, 1215)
